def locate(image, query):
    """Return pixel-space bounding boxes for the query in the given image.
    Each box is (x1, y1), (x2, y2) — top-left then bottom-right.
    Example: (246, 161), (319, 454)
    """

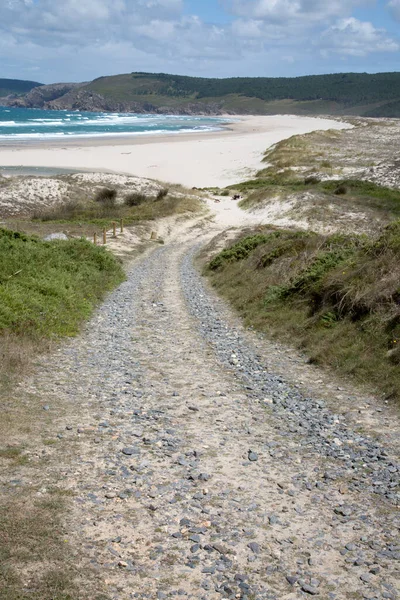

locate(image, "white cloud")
(320, 17), (399, 56)
(0, 0), (398, 83)
(388, 0), (400, 20)
(224, 0), (371, 23)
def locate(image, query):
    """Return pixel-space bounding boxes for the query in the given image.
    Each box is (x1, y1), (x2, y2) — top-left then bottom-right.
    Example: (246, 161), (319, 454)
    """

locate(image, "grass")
(0, 227), (122, 599)
(0, 490), (93, 600)
(31, 193), (202, 229)
(229, 128), (400, 219)
(205, 222), (400, 400)
(0, 228), (125, 338)
(0, 228), (125, 386)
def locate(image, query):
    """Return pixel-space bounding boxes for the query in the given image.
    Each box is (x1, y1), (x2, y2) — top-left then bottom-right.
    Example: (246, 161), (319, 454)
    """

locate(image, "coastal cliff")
(2, 71), (400, 117)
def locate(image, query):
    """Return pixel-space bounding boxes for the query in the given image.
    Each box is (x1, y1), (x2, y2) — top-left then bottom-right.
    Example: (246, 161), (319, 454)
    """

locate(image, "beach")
(0, 115), (351, 188)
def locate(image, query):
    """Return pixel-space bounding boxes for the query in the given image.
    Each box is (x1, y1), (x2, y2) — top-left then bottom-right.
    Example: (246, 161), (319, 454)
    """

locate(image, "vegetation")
(0, 228), (125, 341)
(85, 71), (400, 117)
(206, 223), (400, 400)
(0, 78), (42, 98)
(32, 192), (202, 228)
(124, 191), (147, 206)
(230, 130), (400, 223)
(0, 491), (78, 600)
(94, 187), (117, 205)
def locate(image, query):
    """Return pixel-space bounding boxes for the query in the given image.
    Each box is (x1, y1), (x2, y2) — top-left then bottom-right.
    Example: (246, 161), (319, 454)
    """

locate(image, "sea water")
(0, 107), (228, 140)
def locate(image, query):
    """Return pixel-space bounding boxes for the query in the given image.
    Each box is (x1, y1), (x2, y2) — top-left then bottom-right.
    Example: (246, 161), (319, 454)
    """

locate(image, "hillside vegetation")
(76, 71), (400, 117)
(206, 223), (400, 400)
(3, 71), (400, 116)
(0, 78), (42, 97)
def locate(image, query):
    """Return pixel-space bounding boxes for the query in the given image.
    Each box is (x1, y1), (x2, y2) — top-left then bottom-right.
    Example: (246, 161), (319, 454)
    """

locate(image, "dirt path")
(7, 216), (398, 600)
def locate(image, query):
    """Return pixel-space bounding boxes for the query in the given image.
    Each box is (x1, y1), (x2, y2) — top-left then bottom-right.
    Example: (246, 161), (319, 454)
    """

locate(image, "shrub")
(334, 184), (348, 195)
(304, 175), (320, 185)
(124, 192), (148, 206)
(95, 188), (117, 205)
(156, 188), (169, 201)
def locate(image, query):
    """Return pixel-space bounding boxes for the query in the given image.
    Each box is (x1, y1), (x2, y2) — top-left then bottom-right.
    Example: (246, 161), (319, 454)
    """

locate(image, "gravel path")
(19, 236), (399, 600)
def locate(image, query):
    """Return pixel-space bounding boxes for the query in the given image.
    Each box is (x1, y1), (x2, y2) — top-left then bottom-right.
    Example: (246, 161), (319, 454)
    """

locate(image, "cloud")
(388, 0), (400, 20)
(224, 0), (371, 23)
(320, 17), (399, 56)
(0, 0), (398, 82)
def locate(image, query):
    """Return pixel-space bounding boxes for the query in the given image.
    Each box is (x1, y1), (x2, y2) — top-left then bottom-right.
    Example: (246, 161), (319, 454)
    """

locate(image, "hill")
(0, 77), (43, 98)
(2, 71), (400, 117)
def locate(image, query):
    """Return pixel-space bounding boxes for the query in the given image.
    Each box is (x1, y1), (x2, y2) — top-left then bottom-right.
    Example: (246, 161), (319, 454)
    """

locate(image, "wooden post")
(93, 232), (97, 245)
(112, 222), (116, 238)
(103, 228), (107, 245)
(120, 219), (124, 233)
(150, 231), (157, 240)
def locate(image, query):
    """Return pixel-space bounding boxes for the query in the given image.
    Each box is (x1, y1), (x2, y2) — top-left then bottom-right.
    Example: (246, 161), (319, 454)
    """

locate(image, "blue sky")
(0, 0), (399, 83)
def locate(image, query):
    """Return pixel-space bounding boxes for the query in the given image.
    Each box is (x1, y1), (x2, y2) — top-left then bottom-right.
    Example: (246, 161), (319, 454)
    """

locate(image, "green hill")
(3, 71), (400, 116)
(0, 78), (42, 98)
(84, 71), (400, 117)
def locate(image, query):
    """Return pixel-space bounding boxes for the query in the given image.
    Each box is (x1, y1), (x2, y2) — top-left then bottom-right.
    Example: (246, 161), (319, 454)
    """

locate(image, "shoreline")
(0, 115), (351, 188)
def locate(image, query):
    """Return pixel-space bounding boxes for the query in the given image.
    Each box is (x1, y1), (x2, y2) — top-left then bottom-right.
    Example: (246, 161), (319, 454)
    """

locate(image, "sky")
(1, 0), (399, 83)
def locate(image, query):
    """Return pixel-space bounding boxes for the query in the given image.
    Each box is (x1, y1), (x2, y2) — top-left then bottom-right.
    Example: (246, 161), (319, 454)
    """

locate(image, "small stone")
(188, 405), (200, 412)
(248, 542), (260, 555)
(43, 405), (50, 411)
(202, 566), (216, 574)
(345, 543), (356, 551)
(122, 447), (138, 456)
(118, 561), (128, 568)
(334, 506), (353, 517)
(269, 515), (278, 525)
(360, 573), (372, 584)
(248, 450), (258, 462)
(286, 575), (298, 585)
(302, 584), (319, 595)
(105, 492), (117, 499)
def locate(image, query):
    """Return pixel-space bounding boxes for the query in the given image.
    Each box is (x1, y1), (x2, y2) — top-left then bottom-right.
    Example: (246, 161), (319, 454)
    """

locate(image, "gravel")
(14, 240), (399, 600)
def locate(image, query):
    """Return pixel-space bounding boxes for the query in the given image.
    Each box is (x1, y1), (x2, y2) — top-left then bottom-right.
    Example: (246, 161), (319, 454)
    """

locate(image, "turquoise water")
(0, 107), (228, 140)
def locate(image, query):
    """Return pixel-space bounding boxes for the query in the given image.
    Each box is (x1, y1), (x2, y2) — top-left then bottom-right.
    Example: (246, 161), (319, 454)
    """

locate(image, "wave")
(0, 126), (222, 140)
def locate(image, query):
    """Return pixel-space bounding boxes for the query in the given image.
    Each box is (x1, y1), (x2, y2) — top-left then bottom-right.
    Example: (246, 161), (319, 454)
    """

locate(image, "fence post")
(120, 219), (124, 233)
(112, 222), (116, 238)
(93, 232), (97, 245)
(103, 228), (107, 245)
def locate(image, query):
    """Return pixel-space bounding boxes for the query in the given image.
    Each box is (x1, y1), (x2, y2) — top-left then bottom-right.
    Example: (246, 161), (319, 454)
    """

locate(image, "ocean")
(0, 107), (228, 140)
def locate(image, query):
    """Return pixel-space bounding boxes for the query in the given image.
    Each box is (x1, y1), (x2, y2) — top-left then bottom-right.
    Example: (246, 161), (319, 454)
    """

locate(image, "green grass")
(205, 223), (400, 400)
(0, 228), (125, 339)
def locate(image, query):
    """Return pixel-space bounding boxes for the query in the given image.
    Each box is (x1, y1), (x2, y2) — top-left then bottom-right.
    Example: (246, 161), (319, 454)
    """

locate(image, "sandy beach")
(0, 115), (351, 188)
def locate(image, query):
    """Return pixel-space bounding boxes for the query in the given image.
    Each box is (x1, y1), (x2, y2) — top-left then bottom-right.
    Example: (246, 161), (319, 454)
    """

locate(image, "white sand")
(0, 115), (351, 188)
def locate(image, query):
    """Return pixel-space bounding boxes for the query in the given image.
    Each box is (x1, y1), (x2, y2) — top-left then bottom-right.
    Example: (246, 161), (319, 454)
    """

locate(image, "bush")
(304, 175), (320, 185)
(95, 188), (117, 205)
(124, 192), (148, 206)
(156, 188), (169, 201)
(334, 184), (348, 195)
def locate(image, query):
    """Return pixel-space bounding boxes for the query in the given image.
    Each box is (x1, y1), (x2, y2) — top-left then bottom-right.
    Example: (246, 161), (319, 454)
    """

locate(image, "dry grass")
(205, 224), (400, 401)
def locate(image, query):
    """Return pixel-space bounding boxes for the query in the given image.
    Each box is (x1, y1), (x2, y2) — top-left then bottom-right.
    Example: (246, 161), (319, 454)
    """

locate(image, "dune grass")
(32, 192), (202, 229)
(205, 222), (400, 400)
